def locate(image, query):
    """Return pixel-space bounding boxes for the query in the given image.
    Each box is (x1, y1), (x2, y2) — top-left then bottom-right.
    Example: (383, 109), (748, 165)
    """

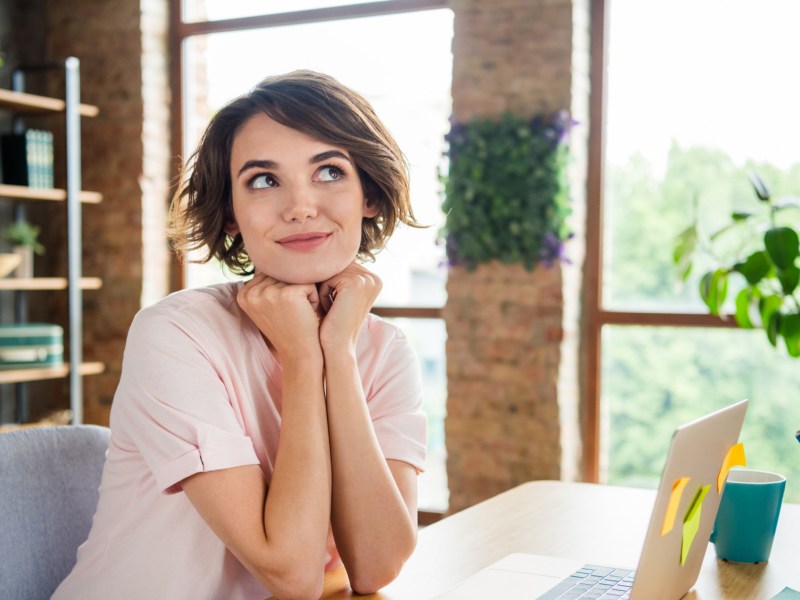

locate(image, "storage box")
(0, 324), (64, 370)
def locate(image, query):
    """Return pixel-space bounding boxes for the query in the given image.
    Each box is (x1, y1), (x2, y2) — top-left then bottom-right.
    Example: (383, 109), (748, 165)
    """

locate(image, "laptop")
(435, 399), (749, 600)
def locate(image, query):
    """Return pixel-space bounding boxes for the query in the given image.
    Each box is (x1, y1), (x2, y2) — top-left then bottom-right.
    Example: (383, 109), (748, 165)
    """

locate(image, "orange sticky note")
(660, 476), (691, 536)
(717, 443), (746, 493)
(681, 484), (710, 565)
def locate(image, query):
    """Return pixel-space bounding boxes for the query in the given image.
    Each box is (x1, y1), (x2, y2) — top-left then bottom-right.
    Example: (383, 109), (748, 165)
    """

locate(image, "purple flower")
(539, 231), (573, 267)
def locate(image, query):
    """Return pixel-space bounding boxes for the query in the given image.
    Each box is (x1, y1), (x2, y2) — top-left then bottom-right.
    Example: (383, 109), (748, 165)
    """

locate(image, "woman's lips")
(276, 232), (332, 251)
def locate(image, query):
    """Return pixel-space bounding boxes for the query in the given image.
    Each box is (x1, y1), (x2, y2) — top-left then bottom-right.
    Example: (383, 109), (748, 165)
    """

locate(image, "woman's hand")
(318, 263), (382, 353)
(237, 272), (323, 361)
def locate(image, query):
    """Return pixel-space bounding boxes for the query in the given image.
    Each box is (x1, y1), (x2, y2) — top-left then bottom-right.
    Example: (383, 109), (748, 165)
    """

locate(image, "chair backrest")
(0, 424), (110, 600)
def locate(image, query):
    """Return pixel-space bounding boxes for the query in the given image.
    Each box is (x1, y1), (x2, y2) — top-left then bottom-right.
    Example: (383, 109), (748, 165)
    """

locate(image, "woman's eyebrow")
(237, 159), (278, 178)
(236, 151), (350, 177)
(311, 150), (352, 165)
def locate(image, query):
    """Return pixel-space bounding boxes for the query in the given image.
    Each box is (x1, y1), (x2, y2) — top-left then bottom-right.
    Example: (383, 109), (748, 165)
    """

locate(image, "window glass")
(386, 317), (448, 511)
(603, 0), (800, 312)
(600, 1), (800, 503)
(601, 325), (800, 503)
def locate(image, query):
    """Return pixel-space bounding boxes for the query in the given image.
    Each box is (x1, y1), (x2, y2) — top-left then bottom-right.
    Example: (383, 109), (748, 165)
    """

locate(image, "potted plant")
(674, 171), (800, 357)
(1, 220), (45, 278)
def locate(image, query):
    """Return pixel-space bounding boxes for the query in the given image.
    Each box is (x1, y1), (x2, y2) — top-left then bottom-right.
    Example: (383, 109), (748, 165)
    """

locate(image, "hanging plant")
(440, 110), (573, 270)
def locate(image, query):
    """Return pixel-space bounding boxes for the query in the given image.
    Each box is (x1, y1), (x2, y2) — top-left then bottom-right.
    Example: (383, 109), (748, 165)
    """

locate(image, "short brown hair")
(168, 70), (418, 276)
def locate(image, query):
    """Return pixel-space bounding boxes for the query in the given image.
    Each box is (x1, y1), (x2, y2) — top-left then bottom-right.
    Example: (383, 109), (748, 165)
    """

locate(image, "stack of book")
(0, 129), (54, 189)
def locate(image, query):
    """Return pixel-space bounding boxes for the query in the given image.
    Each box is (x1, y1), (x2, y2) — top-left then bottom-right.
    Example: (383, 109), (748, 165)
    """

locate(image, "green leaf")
(778, 265), (800, 295)
(732, 251), (771, 285)
(673, 225), (698, 281)
(673, 225), (698, 264)
(734, 289), (754, 329)
(731, 212), (752, 221)
(680, 263), (693, 282)
(748, 170), (771, 202)
(780, 314), (800, 357)
(759, 295), (782, 329)
(764, 227), (800, 271)
(700, 269), (728, 315)
(766, 311), (782, 347)
(699, 272), (713, 309)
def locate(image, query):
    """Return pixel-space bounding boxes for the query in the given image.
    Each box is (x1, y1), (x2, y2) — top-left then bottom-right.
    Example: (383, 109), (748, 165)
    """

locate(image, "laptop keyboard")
(536, 565), (635, 599)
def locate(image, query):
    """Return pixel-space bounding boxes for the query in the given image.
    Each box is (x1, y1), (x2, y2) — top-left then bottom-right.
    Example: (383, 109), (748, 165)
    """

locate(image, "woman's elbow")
(257, 560), (325, 600)
(350, 563), (403, 596)
(349, 539), (416, 594)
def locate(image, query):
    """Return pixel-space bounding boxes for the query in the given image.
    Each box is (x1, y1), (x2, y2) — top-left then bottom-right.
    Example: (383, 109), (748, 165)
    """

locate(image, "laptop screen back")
(630, 399), (748, 599)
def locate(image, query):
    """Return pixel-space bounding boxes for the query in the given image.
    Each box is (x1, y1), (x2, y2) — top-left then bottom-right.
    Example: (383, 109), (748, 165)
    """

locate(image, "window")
(174, 1), (452, 511)
(590, 0), (800, 502)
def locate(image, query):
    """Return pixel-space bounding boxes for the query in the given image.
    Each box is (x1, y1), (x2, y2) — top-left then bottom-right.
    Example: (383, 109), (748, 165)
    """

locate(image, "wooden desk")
(321, 481), (800, 600)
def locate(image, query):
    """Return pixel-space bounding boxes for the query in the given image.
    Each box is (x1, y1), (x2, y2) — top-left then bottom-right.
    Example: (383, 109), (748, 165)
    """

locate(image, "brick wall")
(39, 0), (170, 424)
(446, 0), (590, 512)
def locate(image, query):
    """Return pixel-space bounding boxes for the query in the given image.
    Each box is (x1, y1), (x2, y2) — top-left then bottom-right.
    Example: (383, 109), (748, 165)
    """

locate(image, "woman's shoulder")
(357, 313), (415, 366)
(363, 312), (407, 343)
(131, 281), (245, 334)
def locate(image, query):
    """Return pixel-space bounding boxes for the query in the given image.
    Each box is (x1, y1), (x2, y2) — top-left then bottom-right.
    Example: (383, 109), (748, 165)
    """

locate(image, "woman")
(54, 70), (427, 600)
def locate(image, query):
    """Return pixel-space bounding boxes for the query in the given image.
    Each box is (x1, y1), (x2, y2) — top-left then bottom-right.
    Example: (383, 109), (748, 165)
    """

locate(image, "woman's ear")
(362, 198), (379, 219)
(223, 221), (240, 237)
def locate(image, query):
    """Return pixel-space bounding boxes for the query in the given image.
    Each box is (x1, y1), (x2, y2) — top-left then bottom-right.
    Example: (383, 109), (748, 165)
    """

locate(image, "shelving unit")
(0, 362), (105, 385)
(0, 278), (102, 291)
(0, 183), (102, 204)
(0, 58), (104, 425)
(0, 88), (99, 117)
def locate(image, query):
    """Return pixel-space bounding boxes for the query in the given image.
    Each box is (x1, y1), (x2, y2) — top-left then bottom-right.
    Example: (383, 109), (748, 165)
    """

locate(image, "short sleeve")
(114, 303), (260, 493)
(364, 323), (427, 473)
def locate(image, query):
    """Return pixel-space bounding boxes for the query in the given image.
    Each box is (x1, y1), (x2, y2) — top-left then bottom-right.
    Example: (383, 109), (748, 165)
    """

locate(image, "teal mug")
(710, 469), (786, 563)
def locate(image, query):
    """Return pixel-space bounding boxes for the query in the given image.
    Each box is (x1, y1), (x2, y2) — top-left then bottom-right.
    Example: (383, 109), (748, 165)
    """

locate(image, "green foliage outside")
(603, 144), (800, 502)
(441, 112), (572, 270)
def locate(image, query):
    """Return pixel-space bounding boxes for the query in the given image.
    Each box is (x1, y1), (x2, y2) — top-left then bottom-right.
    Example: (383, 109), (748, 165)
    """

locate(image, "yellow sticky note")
(660, 476), (691, 536)
(717, 443), (746, 493)
(681, 484), (711, 565)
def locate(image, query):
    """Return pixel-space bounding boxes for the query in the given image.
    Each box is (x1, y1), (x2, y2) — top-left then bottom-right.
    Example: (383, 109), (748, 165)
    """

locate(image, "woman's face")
(226, 113), (377, 284)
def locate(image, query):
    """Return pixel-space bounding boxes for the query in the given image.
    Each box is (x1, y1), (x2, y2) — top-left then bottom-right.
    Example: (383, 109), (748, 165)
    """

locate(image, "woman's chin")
(258, 264), (349, 285)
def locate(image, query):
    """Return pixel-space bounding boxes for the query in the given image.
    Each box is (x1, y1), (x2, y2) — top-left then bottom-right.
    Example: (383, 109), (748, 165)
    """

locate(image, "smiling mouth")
(276, 232), (332, 250)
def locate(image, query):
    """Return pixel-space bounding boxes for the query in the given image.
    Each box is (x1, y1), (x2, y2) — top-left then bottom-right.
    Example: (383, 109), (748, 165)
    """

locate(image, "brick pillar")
(43, 0), (170, 425)
(445, 0), (590, 512)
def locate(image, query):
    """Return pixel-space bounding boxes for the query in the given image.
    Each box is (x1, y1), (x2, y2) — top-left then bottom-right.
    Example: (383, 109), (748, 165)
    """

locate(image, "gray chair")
(0, 424), (110, 600)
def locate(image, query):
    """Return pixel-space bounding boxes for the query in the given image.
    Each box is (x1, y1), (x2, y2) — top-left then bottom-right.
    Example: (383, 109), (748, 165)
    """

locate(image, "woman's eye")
(249, 174), (277, 189)
(318, 166), (343, 182)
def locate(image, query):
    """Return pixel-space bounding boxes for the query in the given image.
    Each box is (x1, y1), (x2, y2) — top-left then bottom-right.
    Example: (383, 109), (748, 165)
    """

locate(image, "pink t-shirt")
(53, 282), (427, 600)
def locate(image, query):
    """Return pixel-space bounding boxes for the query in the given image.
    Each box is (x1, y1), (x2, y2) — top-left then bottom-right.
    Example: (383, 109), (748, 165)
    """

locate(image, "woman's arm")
(319, 265), (419, 594)
(183, 275), (332, 600)
(325, 352), (419, 594)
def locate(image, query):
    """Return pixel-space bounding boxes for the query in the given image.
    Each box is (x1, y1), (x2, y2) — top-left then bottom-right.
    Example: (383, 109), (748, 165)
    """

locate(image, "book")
(0, 129), (54, 188)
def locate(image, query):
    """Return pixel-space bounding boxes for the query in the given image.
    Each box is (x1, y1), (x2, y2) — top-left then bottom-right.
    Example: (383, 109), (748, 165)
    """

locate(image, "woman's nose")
(282, 188), (318, 222)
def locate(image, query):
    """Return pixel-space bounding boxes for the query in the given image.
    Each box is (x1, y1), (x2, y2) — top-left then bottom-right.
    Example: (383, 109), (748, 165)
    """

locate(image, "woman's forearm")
(182, 353), (331, 600)
(323, 349), (417, 594)
(265, 353), (332, 559)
